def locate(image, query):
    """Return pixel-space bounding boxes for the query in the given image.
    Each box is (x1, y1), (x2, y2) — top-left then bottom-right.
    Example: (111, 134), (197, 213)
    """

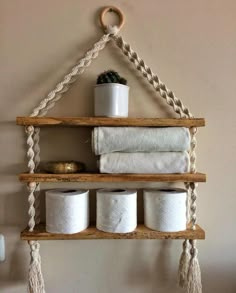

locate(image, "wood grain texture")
(19, 172), (206, 183)
(21, 224), (205, 240)
(16, 117), (205, 127)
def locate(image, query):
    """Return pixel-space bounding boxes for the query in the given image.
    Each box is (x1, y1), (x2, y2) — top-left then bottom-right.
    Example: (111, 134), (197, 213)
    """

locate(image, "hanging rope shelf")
(16, 6), (206, 293)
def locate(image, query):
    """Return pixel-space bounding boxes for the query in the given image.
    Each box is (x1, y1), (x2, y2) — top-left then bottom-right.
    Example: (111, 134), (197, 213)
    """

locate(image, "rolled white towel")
(92, 127), (190, 155)
(99, 152), (190, 174)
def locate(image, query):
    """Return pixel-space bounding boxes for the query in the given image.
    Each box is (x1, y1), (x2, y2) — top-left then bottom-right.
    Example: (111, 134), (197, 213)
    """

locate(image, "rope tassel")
(28, 241), (45, 293)
(187, 240), (202, 293)
(178, 239), (191, 288)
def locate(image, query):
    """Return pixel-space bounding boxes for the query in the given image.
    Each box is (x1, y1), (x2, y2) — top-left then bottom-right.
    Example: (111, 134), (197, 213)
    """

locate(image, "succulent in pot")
(94, 70), (129, 117)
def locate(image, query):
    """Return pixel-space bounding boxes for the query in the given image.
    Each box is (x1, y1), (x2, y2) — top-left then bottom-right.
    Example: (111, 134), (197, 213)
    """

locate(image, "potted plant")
(94, 70), (129, 117)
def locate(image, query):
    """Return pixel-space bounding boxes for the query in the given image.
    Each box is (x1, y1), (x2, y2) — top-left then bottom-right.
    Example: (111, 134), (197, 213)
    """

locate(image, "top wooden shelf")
(16, 117), (205, 128)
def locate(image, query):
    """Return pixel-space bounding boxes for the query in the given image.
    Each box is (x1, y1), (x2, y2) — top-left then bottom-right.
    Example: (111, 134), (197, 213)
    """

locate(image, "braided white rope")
(26, 32), (113, 171)
(30, 33), (113, 118)
(27, 182), (37, 232)
(189, 127), (197, 229)
(189, 182), (198, 230)
(26, 127), (45, 292)
(25, 32), (113, 233)
(34, 128), (41, 170)
(184, 182), (190, 223)
(113, 36), (193, 118)
(112, 35), (198, 228)
(113, 36), (197, 167)
(34, 183), (41, 225)
(26, 126), (35, 174)
(24, 33), (114, 293)
(33, 128), (41, 225)
(190, 127), (197, 173)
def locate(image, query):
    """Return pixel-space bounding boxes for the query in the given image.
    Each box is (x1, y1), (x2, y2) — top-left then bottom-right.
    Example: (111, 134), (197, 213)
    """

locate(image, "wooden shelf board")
(19, 172), (206, 183)
(16, 117), (205, 127)
(21, 224), (205, 240)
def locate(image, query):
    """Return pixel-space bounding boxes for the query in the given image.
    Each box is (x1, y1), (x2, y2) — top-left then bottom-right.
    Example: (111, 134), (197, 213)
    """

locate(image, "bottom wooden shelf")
(21, 224), (205, 240)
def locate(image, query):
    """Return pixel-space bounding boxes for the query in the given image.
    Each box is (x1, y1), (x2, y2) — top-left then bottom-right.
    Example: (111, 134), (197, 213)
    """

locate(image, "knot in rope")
(28, 182), (37, 190)
(190, 240), (198, 258)
(105, 25), (119, 35)
(191, 247), (198, 259)
(26, 125), (34, 134)
(183, 239), (188, 250)
(190, 182), (198, 189)
(29, 241), (40, 258)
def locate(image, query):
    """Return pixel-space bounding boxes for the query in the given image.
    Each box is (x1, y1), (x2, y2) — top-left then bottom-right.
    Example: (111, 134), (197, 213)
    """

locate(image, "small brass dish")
(44, 161), (85, 174)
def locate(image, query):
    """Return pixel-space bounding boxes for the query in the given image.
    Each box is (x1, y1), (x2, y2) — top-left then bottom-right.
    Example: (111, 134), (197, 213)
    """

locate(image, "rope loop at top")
(105, 25), (119, 35)
(100, 6), (125, 35)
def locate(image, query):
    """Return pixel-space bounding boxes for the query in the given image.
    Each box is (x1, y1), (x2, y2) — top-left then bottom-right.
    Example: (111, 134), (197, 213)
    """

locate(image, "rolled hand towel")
(99, 152), (189, 174)
(92, 127), (190, 155)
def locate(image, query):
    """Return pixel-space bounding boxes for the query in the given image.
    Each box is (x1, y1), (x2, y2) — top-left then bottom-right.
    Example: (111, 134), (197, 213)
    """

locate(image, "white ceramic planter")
(94, 83), (129, 117)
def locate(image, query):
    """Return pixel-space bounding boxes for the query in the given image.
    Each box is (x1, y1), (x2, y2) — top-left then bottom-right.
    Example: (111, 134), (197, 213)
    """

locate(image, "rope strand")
(30, 33), (112, 118)
(113, 36), (193, 118)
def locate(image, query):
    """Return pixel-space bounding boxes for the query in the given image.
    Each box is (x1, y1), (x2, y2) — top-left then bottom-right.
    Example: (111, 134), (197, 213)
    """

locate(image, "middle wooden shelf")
(19, 172), (206, 183)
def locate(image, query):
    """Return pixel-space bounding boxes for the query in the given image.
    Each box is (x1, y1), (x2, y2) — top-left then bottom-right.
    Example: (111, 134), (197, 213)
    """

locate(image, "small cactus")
(97, 70), (127, 85)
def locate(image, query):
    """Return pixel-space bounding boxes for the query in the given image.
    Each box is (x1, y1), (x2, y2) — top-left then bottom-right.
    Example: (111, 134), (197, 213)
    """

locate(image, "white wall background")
(1, 0), (236, 292)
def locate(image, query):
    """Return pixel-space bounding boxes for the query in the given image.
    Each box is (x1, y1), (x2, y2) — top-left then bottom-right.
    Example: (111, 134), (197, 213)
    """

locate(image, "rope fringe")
(178, 239), (191, 288)
(28, 241), (45, 293)
(187, 240), (202, 293)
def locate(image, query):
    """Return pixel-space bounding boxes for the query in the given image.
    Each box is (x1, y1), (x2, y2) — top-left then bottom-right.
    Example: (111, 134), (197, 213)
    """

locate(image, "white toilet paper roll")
(96, 189), (137, 233)
(144, 188), (187, 232)
(46, 189), (89, 234)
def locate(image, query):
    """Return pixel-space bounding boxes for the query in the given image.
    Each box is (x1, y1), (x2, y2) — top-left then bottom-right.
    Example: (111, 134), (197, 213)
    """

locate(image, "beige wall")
(1, 0), (236, 292)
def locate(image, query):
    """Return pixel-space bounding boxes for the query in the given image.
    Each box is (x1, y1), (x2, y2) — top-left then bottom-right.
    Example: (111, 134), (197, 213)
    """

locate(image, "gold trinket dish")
(44, 161), (85, 174)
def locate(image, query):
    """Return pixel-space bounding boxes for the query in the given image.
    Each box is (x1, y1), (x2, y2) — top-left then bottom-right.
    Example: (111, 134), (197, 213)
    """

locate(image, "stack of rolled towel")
(92, 127), (191, 173)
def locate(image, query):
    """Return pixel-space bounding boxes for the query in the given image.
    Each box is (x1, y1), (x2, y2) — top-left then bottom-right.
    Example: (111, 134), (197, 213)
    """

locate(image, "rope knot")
(190, 245), (198, 258)
(31, 246), (39, 256)
(183, 239), (188, 250)
(29, 241), (40, 259)
(26, 125), (34, 134)
(105, 25), (119, 35)
(28, 182), (37, 191)
(190, 240), (198, 258)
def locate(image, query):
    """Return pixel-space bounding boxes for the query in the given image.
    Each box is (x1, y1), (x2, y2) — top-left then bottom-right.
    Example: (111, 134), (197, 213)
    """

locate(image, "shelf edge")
(18, 172), (207, 183)
(16, 117), (206, 127)
(21, 224), (205, 240)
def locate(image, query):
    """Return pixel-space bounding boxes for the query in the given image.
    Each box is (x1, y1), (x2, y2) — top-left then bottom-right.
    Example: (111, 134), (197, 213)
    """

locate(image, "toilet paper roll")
(144, 188), (187, 232)
(96, 189), (137, 233)
(46, 189), (89, 234)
